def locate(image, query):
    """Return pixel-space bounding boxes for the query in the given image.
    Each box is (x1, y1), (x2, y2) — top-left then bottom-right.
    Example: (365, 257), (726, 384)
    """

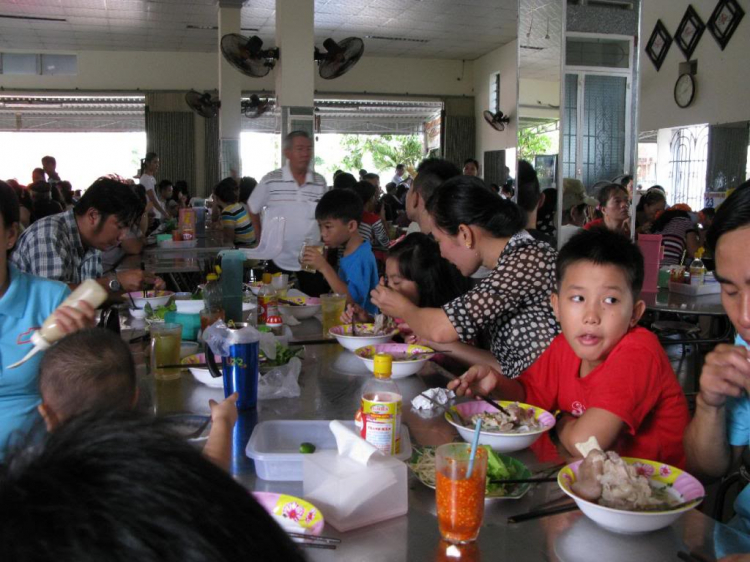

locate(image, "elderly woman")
(651, 204), (699, 266)
(371, 176), (560, 379)
(584, 183), (630, 234)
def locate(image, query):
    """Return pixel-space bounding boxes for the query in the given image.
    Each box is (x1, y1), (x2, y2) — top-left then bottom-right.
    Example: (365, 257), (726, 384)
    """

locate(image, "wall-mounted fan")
(185, 90), (220, 118)
(221, 34), (279, 78)
(242, 94), (273, 118)
(314, 37), (364, 80)
(483, 110), (511, 132)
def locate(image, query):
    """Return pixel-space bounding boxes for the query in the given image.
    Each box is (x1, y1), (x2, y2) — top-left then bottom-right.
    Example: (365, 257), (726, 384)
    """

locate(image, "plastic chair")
(219, 216), (286, 261)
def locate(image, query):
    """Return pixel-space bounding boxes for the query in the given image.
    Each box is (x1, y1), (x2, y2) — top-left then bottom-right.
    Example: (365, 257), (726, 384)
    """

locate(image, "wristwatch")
(108, 274), (122, 292)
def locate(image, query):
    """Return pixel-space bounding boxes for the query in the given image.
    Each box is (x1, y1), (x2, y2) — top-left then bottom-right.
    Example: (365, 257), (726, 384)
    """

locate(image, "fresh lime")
(299, 442), (316, 454)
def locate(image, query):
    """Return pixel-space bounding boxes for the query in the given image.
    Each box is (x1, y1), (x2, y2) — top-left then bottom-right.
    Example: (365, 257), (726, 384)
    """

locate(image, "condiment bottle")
(8, 279), (108, 369)
(257, 283), (277, 326)
(266, 314), (283, 336)
(358, 354), (402, 455)
(203, 273), (223, 314)
(689, 248), (706, 286)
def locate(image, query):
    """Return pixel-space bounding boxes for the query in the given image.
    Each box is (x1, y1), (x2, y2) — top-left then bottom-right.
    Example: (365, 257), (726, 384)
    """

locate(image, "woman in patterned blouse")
(371, 176), (560, 379)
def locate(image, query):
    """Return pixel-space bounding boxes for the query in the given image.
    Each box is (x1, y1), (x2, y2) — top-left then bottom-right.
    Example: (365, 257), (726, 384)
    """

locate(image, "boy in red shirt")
(450, 228), (689, 467)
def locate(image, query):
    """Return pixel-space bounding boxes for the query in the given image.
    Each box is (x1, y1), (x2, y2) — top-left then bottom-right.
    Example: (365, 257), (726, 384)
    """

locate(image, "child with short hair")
(213, 178), (255, 246)
(450, 228), (690, 466)
(302, 188), (379, 315)
(351, 180), (390, 253)
(38, 328), (238, 470)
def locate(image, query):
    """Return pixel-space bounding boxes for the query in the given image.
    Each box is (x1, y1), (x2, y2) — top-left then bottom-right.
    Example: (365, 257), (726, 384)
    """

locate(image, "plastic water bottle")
(221, 250), (245, 323)
(357, 354), (402, 455)
(203, 273), (223, 313)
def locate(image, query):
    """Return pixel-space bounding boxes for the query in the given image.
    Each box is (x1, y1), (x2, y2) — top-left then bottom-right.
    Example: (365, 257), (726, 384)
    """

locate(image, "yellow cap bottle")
(373, 353), (393, 379)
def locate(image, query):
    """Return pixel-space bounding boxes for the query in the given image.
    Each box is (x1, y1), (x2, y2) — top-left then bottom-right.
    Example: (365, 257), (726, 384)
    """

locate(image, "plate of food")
(278, 296), (321, 320)
(252, 492), (325, 536)
(127, 290), (174, 309)
(557, 438), (705, 534)
(181, 353), (223, 388)
(445, 400), (555, 453)
(329, 315), (399, 352)
(408, 445), (533, 500)
(354, 343), (434, 378)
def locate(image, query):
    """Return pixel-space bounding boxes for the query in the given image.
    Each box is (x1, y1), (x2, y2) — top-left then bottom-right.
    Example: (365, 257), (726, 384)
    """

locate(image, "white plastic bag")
(258, 357), (302, 400)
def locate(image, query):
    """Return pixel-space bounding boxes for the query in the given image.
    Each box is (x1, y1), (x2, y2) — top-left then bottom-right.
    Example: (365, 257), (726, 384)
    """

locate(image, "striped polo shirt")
(248, 163), (328, 271)
(220, 202), (255, 246)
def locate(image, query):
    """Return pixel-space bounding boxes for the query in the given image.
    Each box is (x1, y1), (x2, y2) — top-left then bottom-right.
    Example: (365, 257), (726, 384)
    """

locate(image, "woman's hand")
(698, 344), (750, 408)
(448, 364), (502, 397)
(341, 304), (370, 324)
(370, 282), (412, 318)
(54, 301), (98, 334)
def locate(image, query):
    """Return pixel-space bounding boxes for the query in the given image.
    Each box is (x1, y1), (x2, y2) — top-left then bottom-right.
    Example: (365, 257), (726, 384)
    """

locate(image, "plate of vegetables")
(408, 445), (533, 500)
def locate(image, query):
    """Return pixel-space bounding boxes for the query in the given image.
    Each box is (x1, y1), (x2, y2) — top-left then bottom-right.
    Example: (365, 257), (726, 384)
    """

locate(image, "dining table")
(124, 316), (747, 562)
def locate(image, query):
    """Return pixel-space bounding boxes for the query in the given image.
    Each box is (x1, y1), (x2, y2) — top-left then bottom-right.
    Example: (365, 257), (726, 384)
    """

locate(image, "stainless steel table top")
(128, 318), (743, 562)
(642, 288), (726, 316)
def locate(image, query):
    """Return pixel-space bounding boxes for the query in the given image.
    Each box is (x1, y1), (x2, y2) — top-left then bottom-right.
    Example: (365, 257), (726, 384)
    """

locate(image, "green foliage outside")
(339, 134), (423, 175)
(518, 127), (552, 163)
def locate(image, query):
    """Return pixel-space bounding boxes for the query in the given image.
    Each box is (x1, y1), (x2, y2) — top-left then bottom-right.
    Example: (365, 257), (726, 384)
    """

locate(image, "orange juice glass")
(435, 443), (487, 544)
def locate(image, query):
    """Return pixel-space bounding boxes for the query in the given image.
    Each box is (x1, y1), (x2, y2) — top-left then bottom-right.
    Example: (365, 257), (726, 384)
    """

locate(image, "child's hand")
(341, 304), (370, 324)
(449, 365), (501, 398)
(302, 247), (327, 272)
(209, 393), (239, 427)
(397, 320), (413, 338)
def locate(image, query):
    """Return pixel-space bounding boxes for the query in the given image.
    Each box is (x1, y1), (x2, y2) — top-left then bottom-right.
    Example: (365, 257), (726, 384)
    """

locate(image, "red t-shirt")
(519, 327), (689, 468)
(583, 218), (604, 230)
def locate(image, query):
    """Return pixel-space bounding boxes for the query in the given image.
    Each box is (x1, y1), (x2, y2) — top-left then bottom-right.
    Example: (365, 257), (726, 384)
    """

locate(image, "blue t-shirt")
(0, 265), (69, 458)
(339, 240), (379, 315)
(725, 334), (750, 536)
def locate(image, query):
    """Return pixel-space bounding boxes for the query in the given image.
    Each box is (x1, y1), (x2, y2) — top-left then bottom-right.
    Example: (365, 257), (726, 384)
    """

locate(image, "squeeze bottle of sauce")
(357, 353), (402, 455)
(8, 279), (108, 369)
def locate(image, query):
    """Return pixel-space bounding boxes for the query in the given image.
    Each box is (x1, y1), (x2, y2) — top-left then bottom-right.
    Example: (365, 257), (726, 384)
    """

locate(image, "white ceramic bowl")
(558, 457), (705, 534)
(174, 299), (205, 314)
(354, 343), (434, 378)
(248, 281), (294, 296)
(129, 308), (147, 320)
(445, 400), (555, 453)
(127, 290), (174, 309)
(181, 353), (223, 388)
(278, 296), (321, 320)
(328, 324), (398, 352)
(180, 342), (200, 358)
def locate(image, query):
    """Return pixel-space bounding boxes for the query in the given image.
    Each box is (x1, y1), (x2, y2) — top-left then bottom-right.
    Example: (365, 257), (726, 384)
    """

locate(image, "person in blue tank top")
(684, 181), (750, 558)
(0, 181), (95, 459)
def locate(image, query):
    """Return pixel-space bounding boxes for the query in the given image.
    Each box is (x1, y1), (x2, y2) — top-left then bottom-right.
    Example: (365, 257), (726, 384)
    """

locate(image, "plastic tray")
(668, 281), (720, 296)
(246, 420), (412, 481)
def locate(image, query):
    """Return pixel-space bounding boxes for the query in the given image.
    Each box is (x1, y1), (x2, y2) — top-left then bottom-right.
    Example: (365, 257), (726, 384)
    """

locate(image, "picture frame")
(645, 20), (672, 71)
(675, 5), (706, 59)
(707, 0), (745, 51)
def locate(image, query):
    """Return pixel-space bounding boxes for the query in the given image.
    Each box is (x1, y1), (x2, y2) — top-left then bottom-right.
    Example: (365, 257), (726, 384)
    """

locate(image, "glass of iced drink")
(320, 293), (347, 337)
(435, 443), (487, 544)
(150, 323), (183, 381)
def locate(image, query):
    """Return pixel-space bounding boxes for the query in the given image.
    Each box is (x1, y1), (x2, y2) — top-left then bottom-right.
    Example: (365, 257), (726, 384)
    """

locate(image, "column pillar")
(218, 5), (243, 180)
(275, 0), (315, 161)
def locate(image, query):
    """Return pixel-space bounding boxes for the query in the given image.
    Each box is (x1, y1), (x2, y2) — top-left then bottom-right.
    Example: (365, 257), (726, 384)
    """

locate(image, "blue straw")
(466, 418), (483, 478)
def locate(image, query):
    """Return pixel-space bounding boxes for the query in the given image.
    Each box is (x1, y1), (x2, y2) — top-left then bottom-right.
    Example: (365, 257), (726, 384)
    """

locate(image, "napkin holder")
(302, 422), (408, 532)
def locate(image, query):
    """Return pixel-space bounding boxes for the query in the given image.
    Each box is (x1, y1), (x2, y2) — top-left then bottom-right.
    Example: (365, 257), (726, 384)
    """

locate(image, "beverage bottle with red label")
(357, 353), (402, 455)
(257, 282), (277, 326)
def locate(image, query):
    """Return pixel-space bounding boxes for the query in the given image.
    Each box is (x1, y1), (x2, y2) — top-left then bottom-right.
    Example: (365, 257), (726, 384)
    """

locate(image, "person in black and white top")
(139, 152), (169, 224)
(248, 131), (329, 295)
(372, 175), (560, 379)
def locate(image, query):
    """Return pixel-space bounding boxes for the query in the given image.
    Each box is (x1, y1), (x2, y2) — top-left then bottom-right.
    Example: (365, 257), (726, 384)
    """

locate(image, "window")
(41, 54), (77, 76)
(2, 54), (38, 75)
(668, 124), (709, 210)
(566, 37), (631, 69)
(489, 72), (500, 113)
(1, 53), (77, 75)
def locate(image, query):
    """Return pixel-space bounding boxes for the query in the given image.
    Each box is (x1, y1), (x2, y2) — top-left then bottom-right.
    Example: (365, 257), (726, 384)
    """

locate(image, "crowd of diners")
(0, 130), (748, 560)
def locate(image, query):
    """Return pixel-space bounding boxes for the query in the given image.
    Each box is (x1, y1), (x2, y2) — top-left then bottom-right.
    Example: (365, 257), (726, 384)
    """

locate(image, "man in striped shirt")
(248, 131), (329, 295)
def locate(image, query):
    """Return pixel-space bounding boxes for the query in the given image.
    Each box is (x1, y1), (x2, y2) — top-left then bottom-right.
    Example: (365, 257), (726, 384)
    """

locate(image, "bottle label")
(360, 393), (401, 455)
(258, 295), (272, 324)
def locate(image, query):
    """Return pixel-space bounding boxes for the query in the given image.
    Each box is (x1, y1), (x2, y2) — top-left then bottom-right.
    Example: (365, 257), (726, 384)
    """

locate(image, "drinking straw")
(466, 418), (482, 478)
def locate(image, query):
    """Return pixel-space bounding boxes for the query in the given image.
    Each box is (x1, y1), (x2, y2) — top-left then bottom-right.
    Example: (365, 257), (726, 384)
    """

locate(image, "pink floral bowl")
(558, 457), (704, 534)
(252, 491), (325, 535)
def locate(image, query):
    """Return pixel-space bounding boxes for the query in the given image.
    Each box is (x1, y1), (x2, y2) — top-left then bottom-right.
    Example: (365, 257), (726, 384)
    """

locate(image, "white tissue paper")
(329, 420), (382, 466)
(279, 311), (301, 326)
(411, 388), (455, 410)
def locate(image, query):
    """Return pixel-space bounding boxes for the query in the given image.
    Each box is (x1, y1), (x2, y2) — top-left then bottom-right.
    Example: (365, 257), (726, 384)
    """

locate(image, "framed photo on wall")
(675, 5), (706, 59)
(645, 20), (672, 70)
(708, 0), (745, 50)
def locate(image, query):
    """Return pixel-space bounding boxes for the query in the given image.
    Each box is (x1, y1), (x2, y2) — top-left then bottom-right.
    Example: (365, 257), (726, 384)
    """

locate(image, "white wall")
(0, 49), (474, 98)
(473, 40), (518, 161)
(519, 78), (559, 120)
(639, 0), (750, 131)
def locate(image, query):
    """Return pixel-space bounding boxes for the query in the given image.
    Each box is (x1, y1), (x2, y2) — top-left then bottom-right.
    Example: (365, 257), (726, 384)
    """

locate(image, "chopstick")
(677, 551), (715, 562)
(288, 339), (339, 346)
(438, 370), (511, 416)
(507, 502), (579, 524)
(489, 477), (557, 485)
(140, 261), (146, 298)
(288, 532), (340, 545)
(160, 363), (203, 369)
(297, 543), (336, 550)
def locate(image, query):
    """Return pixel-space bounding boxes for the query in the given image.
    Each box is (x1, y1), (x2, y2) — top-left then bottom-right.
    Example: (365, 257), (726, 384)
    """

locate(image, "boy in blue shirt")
(302, 189), (379, 315)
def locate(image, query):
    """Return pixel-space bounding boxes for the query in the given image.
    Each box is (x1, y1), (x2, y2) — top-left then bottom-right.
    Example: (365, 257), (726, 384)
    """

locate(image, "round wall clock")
(674, 73), (696, 108)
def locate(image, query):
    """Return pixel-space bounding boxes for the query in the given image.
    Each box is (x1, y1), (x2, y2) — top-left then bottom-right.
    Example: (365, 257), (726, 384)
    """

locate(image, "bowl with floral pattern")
(558, 457), (704, 534)
(252, 491), (325, 535)
(354, 343), (435, 378)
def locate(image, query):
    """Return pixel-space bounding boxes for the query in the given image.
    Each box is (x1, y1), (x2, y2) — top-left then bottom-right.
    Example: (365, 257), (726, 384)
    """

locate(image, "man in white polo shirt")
(248, 131), (329, 295)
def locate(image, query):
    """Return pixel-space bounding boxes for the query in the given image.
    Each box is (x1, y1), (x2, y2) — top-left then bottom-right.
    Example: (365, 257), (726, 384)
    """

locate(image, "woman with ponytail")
(138, 152), (169, 225)
(371, 175), (560, 379)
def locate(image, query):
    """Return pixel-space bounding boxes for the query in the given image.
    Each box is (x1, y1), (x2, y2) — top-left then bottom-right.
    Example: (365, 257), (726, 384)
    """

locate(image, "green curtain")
(203, 116), (220, 196)
(145, 108), (195, 190)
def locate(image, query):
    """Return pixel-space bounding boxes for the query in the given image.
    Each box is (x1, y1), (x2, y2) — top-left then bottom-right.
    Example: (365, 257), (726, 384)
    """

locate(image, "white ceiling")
(519, 0), (563, 81)
(0, 0), (518, 60)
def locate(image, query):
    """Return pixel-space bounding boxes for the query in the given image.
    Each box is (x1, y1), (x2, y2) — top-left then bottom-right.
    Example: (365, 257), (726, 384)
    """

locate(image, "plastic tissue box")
(303, 450), (408, 532)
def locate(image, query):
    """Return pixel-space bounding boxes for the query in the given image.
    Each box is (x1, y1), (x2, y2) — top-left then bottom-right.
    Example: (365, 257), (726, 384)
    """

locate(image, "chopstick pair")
(289, 532), (340, 550)
(439, 371), (512, 416)
(489, 476), (557, 485)
(507, 502), (579, 524)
